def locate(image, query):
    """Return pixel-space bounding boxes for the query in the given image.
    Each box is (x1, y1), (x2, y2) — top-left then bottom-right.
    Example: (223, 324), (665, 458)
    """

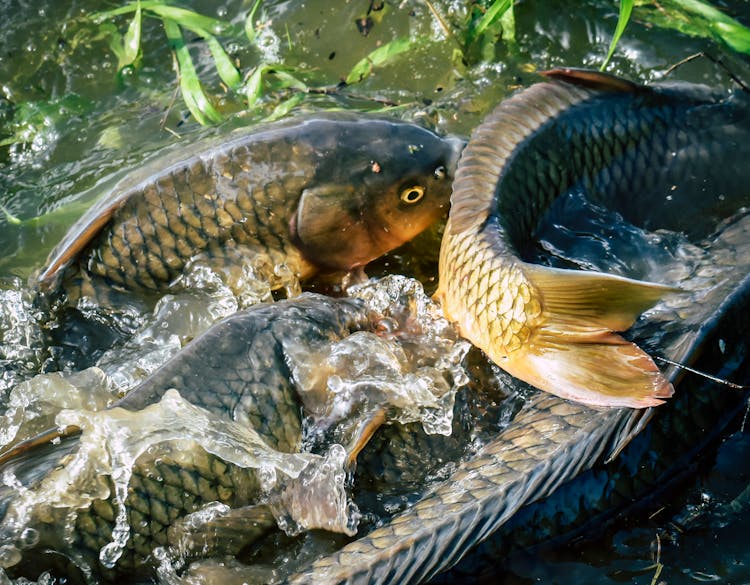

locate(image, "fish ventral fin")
(519, 265), (678, 408)
(540, 68), (642, 93)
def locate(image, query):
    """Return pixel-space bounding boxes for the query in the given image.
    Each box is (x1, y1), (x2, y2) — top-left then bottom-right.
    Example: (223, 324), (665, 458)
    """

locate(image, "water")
(1, 0), (750, 583)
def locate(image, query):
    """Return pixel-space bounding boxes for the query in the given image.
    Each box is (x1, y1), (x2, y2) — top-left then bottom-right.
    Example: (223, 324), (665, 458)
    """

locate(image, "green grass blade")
(147, 3), (236, 36)
(464, 0), (513, 49)
(118, 0), (142, 70)
(205, 35), (242, 89)
(163, 18), (223, 125)
(268, 69), (307, 91)
(243, 64), (307, 109)
(601, 0), (634, 70)
(245, 0), (263, 43)
(94, 1), (236, 36)
(244, 64), (267, 108)
(345, 37), (413, 85)
(473, 0), (513, 39)
(670, 0), (750, 53)
(500, 2), (515, 43)
(0, 203), (22, 226)
(264, 92), (305, 122)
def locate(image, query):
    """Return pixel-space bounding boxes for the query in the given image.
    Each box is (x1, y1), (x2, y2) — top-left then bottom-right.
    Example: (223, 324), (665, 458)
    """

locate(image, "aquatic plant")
(604, 0), (750, 69)
(87, 0), (750, 127)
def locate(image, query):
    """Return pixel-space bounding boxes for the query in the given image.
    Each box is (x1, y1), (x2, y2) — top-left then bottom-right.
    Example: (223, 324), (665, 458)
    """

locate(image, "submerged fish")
(0, 294), (373, 578)
(36, 113), (463, 300)
(437, 68), (750, 407)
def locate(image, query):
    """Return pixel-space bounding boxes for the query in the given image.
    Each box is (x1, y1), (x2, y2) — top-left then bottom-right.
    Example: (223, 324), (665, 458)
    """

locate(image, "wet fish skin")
(288, 214), (750, 585)
(437, 219), (750, 581)
(115, 293), (374, 452)
(0, 294), (373, 577)
(36, 114), (464, 298)
(437, 69), (750, 407)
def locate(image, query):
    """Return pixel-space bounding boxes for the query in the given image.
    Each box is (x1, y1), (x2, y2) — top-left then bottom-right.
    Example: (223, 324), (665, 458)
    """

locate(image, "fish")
(0, 294), (374, 578)
(436, 68), (750, 408)
(287, 191), (750, 585)
(434, 214), (750, 582)
(35, 113), (464, 300)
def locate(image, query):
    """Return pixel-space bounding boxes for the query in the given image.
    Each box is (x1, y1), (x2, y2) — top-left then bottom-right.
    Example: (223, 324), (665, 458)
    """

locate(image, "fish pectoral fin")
(517, 265), (679, 408)
(168, 504), (277, 557)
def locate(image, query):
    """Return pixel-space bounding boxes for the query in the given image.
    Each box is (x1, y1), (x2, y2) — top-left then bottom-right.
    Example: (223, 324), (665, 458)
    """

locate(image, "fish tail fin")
(516, 265), (678, 408)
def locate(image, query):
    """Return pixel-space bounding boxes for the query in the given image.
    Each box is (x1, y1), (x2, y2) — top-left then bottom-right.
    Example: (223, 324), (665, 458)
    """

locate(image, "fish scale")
(0, 295), (374, 577)
(437, 69), (750, 408)
(37, 113), (464, 300)
(62, 443), (261, 573)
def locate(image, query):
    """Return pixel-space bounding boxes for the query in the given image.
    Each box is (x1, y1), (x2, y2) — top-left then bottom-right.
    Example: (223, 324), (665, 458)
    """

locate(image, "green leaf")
(119, 0), (142, 70)
(203, 33), (242, 90)
(0, 204), (21, 226)
(601, 0), (634, 70)
(244, 64), (267, 108)
(473, 0), (513, 40)
(267, 69), (307, 91)
(244, 0), (263, 43)
(93, 1), (237, 36)
(243, 64), (307, 109)
(264, 92), (305, 122)
(666, 0), (750, 54)
(464, 0), (513, 50)
(499, 2), (515, 43)
(345, 37), (413, 85)
(163, 18), (223, 125)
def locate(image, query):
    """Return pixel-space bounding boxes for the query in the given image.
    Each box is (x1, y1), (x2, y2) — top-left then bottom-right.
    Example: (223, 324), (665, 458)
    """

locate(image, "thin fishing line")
(654, 355), (747, 390)
(662, 51), (750, 93)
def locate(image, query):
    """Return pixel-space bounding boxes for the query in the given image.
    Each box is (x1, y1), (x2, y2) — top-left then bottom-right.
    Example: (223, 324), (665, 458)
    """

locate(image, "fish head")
(291, 122), (465, 271)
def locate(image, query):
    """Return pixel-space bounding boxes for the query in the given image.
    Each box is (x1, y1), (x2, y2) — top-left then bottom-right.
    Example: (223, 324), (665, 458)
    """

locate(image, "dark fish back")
(116, 294), (372, 453)
(0, 295), (373, 578)
(494, 78), (750, 245)
(49, 128), (318, 294)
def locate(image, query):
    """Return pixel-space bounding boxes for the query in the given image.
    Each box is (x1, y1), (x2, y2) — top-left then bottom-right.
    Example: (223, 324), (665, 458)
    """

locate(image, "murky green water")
(1, 0), (750, 583)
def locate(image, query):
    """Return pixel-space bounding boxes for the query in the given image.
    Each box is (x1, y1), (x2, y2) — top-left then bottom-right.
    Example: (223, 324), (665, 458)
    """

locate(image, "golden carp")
(437, 68), (749, 407)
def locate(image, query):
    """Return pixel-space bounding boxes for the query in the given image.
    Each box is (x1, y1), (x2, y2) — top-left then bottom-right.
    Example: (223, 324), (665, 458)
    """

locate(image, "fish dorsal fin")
(36, 199), (125, 293)
(540, 68), (642, 93)
(449, 78), (595, 235)
(0, 425), (80, 466)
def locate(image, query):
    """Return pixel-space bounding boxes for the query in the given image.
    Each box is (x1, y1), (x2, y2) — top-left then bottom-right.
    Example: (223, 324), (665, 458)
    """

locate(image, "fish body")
(437, 69), (750, 407)
(37, 114), (463, 299)
(437, 218), (750, 581)
(290, 208), (750, 585)
(0, 294), (373, 577)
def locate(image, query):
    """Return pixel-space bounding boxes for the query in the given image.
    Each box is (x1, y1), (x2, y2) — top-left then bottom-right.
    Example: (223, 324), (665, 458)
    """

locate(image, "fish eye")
(433, 165), (446, 180)
(400, 186), (425, 204)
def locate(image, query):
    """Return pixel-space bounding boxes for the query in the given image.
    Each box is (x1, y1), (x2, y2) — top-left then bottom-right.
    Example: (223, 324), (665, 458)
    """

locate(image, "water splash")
(283, 276), (469, 457)
(0, 390), (355, 571)
(0, 278), (46, 400)
(0, 366), (116, 450)
(94, 254), (301, 390)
